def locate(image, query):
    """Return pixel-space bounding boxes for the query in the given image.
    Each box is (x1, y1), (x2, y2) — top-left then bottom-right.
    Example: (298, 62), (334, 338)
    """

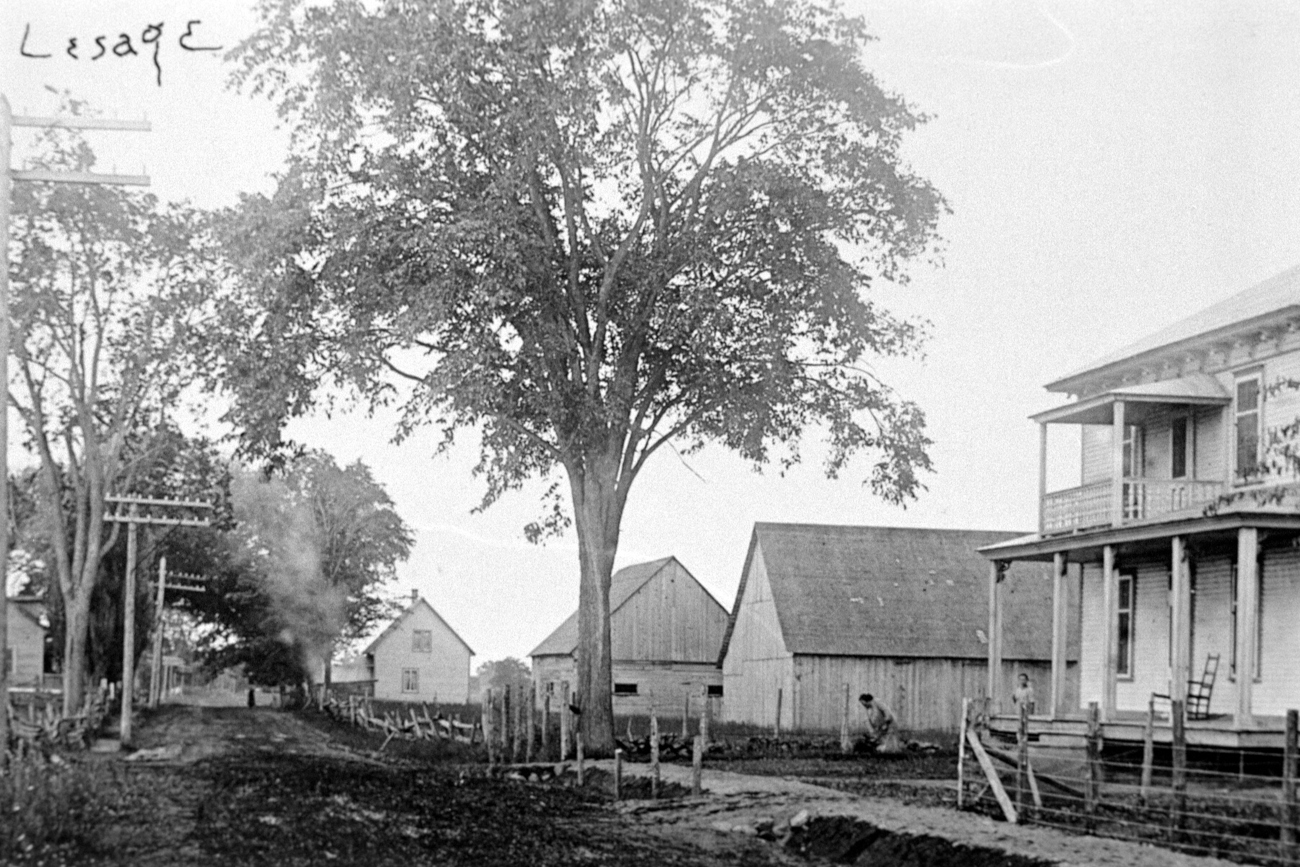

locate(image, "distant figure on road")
(858, 693), (902, 754)
(1011, 673), (1036, 714)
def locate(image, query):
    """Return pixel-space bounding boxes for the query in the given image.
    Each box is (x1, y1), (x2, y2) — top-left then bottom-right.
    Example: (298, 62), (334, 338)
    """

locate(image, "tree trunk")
(569, 453), (626, 756)
(62, 590), (93, 714)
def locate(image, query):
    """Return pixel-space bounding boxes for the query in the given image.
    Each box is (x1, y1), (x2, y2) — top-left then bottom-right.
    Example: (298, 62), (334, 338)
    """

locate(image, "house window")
(1122, 426), (1144, 478)
(1229, 561), (1265, 680)
(613, 682), (638, 695)
(412, 630), (432, 653)
(1171, 417), (1188, 479)
(707, 684), (723, 697)
(1117, 574), (1135, 678)
(402, 668), (419, 693)
(1235, 373), (1263, 481)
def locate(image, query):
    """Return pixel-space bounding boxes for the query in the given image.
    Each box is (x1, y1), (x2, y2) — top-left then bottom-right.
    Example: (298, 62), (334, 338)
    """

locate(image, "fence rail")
(959, 698), (1300, 865)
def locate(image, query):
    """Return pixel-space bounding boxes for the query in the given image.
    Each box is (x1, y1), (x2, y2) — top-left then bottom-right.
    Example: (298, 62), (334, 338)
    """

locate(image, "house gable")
(366, 597), (473, 703)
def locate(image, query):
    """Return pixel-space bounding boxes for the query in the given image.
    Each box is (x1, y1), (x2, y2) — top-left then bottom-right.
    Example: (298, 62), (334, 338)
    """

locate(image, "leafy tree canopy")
(222, 0), (946, 748)
(183, 451), (413, 686)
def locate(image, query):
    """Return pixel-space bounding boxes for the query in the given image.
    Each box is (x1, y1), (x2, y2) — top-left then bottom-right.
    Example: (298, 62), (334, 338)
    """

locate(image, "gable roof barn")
(719, 523), (1057, 664)
(529, 556), (726, 658)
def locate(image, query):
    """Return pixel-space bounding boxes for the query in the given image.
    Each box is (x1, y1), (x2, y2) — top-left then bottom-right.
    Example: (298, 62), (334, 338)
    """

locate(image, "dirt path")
(610, 760), (1240, 867)
(58, 705), (1243, 867)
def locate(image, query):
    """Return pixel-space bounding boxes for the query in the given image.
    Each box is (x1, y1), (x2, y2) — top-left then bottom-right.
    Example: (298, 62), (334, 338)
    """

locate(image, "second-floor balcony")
(1041, 477), (1225, 533)
(1033, 374), (1236, 536)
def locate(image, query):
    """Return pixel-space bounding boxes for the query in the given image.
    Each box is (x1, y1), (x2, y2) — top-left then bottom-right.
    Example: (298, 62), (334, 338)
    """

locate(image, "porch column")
(1235, 528), (1260, 728)
(1101, 545), (1118, 721)
(1110, 400), (1126, 525)
(1170, 536), (1191, 705)
(988, 560), (1006, 713)
(1038, 423), (1048, 534)
(1050, 552), (1069, 716)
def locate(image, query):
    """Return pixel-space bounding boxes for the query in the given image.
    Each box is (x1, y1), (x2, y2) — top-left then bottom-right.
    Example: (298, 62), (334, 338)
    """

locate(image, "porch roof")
(1030, 373), (1230, 425)
(978, 508), (1300, 562)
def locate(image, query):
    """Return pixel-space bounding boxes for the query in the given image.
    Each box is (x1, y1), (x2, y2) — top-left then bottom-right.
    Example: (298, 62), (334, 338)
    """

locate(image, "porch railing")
(1042, 478), (1225, 534)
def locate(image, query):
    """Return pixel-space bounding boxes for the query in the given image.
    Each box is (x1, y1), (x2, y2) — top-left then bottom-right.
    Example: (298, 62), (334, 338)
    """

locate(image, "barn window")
(412, 630), (432, 652)
(613, 683), (638, 695)
(706, 684), (723, 697)
(402, 668), (419, 693)
(1116, 574), (1135, 679)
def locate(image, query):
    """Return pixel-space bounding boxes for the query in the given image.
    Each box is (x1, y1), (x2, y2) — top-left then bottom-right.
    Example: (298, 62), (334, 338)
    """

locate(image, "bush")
(0, 751), (119, 861)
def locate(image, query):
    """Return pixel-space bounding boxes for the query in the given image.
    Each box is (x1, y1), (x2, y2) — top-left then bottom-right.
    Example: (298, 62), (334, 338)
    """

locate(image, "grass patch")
(0, 751), (124, 862)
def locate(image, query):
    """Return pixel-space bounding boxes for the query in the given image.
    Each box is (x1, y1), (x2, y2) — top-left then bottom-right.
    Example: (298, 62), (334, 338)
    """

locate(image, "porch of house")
(988, 709), (1293, 750)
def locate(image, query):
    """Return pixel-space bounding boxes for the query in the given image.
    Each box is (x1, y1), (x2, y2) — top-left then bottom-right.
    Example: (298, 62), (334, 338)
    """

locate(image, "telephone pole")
(0, 95), (149, 753)
(105, 495), (210, 745)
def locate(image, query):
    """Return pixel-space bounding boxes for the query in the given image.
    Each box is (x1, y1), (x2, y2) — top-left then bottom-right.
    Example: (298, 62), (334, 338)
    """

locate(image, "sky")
(5, 0), (1300, 666)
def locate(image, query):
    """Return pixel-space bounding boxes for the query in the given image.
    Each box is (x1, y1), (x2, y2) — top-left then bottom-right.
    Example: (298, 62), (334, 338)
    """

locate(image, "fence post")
(1085, 701), (1100, 831)
(560, 682), (571, 761)
(526, 683), (536, 763)
(682, 689), (690, 739)
(840, 683), (851, 754)
(692, 734), (703, 796)
(1283, 709), (1297, 861)
(650, 707), (661, 799)
(1170, 699), (1186, 842)
(957, 697), (969, 809)
(774, 688), (783, 740)
(614, 748), (623, 800)
(701, 686), (712, 745)
(576, 732), (584, 785)
(1017, 700), (1030, 820)
(542, 692), (551, 758)
(484, 688), (495, 764)
(1140, 695), (1155, 804)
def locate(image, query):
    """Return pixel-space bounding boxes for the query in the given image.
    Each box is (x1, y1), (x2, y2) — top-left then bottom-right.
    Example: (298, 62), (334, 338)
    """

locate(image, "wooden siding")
(531, 655), (720, 716)
(720, 540), (795, 727)
(1255, 548), (1300, 716)
(610, 559), (728, 663)
(790, 655), (1064, 734)
(6, 606), (45, 686)
(1081, 425), (1111, 485)
(371, 604), (471, 703)
(1079, 562), (1102, 708)
(1114, 558), (1172, 711)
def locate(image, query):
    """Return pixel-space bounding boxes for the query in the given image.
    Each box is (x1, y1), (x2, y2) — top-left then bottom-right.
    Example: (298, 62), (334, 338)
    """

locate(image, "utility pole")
(0, 95), (148, 754)
(105, 495), (209, 746)
(149, 559), (210, 708)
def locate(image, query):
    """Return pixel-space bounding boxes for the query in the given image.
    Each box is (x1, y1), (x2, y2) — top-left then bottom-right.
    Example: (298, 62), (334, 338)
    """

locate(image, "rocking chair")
(1154, 653), (1220, 720)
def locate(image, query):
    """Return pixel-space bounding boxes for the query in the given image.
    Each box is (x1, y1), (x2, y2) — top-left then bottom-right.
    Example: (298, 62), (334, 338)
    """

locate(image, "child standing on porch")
(1011, 673), (1036, 714)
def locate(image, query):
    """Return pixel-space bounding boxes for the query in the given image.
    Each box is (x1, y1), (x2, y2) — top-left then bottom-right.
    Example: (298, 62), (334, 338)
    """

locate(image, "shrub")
(0, 751), (119, 861)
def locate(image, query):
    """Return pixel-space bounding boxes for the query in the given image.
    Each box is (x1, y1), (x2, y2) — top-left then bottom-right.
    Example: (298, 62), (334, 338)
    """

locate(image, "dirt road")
(42, 704), (1240, 867)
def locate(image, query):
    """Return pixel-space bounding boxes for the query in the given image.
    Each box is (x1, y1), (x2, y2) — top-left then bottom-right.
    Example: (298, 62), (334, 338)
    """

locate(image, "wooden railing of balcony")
(1041, 478), (1224, 534)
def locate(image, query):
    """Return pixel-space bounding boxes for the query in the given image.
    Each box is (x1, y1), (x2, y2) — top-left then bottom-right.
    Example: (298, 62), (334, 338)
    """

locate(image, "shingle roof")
(1048, 264), (1300, 393)
(720, 524), (1056, 662)
(528, 557), (677, 657)
(364, 595), (474, 656)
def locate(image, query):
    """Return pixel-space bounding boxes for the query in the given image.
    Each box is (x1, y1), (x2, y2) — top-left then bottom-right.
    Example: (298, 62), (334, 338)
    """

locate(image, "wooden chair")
(1154, 653), (1220, 720)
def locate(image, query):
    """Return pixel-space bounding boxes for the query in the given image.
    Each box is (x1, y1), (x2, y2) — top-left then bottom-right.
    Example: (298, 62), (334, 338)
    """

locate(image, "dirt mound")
(792, 815), (1052, 866)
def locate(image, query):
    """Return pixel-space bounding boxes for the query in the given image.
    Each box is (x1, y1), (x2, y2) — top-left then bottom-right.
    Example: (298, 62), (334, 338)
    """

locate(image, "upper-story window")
(412, 629), (433, 653)
(1122, 425), (1144, 478)
(1235, 372), (1263, 481)
(1171, 416), (1188, 479)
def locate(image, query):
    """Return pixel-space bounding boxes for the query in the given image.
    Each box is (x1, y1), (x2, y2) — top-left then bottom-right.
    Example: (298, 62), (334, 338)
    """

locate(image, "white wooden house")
(981, 266), (1300, 749)
(357, 591), (474, 703)
(5, 596), (47, 688)
(529, 557), (728, 715)
(719, 524), (1068, 734)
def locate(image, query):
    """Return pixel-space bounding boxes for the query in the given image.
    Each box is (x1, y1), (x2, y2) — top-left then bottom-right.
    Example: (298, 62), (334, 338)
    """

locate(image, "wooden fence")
(322, 691), (480, 748)
(5, 685), (110, 751)
(959, 697), (1300, 865)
